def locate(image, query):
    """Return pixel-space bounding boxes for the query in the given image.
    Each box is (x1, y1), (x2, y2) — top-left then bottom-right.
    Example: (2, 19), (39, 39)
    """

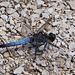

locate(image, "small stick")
(24, 0), (28, 3)
(0, 36), (13, 57)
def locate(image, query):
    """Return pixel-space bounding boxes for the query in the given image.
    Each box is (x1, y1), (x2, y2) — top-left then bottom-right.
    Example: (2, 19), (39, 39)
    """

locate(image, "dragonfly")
(0, 18), (59, 56)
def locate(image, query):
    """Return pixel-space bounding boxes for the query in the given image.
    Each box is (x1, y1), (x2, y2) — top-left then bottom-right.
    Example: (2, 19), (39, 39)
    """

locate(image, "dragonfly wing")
(37, 18), (51, 33)
(21, 25), (31, 37)
(0, 37), (31, 48)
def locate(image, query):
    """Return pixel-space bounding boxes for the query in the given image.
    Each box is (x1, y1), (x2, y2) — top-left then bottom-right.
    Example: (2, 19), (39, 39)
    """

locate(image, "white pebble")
(0, 19), (4, 26)
(48, 8), (53, 14)
(1, 15), (8, 21)
(36, 0), (44, 8)
(0, 59), (4, 65)
(55, 14), (60, 18)
(57, 42), (61, 47)
(69, 42), (75, 50)
(42, 13), (49, 18)
(9, 12), (19, 18)
(42, 70), (49, 75)
(52, 22), (59, 26)
(14, 67), (24, 74)
(15, 4), (20, 9)
(61, 42), (66, 46)
(0, 2), (10, 7)
(40, 20), (45, 24)
(21, 9), (27, 17)
(7, 8), (16, 14)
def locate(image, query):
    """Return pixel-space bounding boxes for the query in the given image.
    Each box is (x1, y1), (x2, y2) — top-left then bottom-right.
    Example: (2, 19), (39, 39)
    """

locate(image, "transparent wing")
(37, 18), (52, 33)
(21, 24), (32, 37)
(21, 18), (33, 38)
(21, 18), (52, 38)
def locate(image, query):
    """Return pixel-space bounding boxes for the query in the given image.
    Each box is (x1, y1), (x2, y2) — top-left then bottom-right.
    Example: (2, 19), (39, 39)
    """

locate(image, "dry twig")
(0, 36), (13, 57)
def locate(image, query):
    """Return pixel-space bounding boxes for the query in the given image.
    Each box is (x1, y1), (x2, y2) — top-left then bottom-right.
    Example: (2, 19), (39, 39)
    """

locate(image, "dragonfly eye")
(48, 33), (56, 42)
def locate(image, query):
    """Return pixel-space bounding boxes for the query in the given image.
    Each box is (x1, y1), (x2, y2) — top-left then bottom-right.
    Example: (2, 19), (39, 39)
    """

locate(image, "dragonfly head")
(48, 33), (56, 42)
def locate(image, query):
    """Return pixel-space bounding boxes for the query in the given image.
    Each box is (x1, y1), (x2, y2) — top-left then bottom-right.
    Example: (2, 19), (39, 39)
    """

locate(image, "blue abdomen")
(0, 37), (31, 48)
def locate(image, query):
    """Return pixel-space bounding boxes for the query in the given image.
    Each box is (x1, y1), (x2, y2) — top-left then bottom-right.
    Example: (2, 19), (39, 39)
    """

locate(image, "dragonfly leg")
(49, 42), (60, 49)
(43, 43), (48, 53)
(35, 44), (44, 56)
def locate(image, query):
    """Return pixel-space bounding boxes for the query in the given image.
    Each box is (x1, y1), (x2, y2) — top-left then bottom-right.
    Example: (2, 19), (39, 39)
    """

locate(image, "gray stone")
(62, 33), (70, 39)
(0, 7), (5, 13)
(32, 63), (38, 69)
(40, 20), (45, 24)
(17, 50), (24, 55)
(69, 42), (75, 50)
(48, 8), (53, 14)
(0, 31), (6, 36)
(0, 2), (10, 7)
(51, 0), (56, 1)
(5, 64), (10, 70)
(1, 15), (8, 21)
(36, 0), (44, 8)
(52, 22), (59, 26)
(5, 24), (10, 28)
(5, 73), (10, 75)
(15, 4), (20, 9)
(16, 27), (22, 32)
(14, 67), (24, 74)
(32, 63), (42, 72)
(0, 27), (6, 31)
(65, 59), (71, 68)
(61, 42), (65, 46)
(67, 1), (75, 10)
(30, 14), (39, 19)
(9, 12), (19, 18)
(56, 42), (61, 47)
(36, 59), (46, 67)
(5, 23), (14, 30)
(21, 9), (27, 17)
(68, 27), (75, 35)
(0, 19), (4, 26)
(73, 21), (75, 26)
(33, 9), (44, 14)
(0, 67), (5, 73)
(55, 14), (60, 18)
(67, 51), (73, 56)
(61, 19), (67, 23)
(14, 0), (20, 3)
(7, 8), (16, 14)
(67, 14), (72, 20)
(0, 59), (4, 65)
(42, 13), (49, 18)
(42, 70), (49, 75)
(9, 17), (14, 25)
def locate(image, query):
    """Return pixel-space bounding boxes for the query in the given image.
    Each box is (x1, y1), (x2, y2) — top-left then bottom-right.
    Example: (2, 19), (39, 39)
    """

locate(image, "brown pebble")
(3, 52), (10, 58)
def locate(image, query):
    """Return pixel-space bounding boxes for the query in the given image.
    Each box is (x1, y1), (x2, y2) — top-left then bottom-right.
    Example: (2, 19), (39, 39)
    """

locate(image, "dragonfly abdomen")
(0, 37), (31, 48)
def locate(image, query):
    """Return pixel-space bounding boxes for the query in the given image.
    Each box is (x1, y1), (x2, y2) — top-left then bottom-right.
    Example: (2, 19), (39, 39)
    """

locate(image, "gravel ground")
(0, 0), (75, 75)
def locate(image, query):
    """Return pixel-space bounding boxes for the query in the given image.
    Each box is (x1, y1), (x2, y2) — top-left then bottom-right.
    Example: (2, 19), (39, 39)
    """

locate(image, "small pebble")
(36, 0), (44, 8)
(1, 15), (8, 21)
(3, 52), (10, 58)
(69, 42), (75, 50)
(52, 22), (59, 26)
(7, 8), (16, 14)
(0, 2), (10, 7)
(57, 42), (61, 47)
(42, 70), (49, 75)
(67, 1), (75, 10)
(14, 67), (24, 74)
